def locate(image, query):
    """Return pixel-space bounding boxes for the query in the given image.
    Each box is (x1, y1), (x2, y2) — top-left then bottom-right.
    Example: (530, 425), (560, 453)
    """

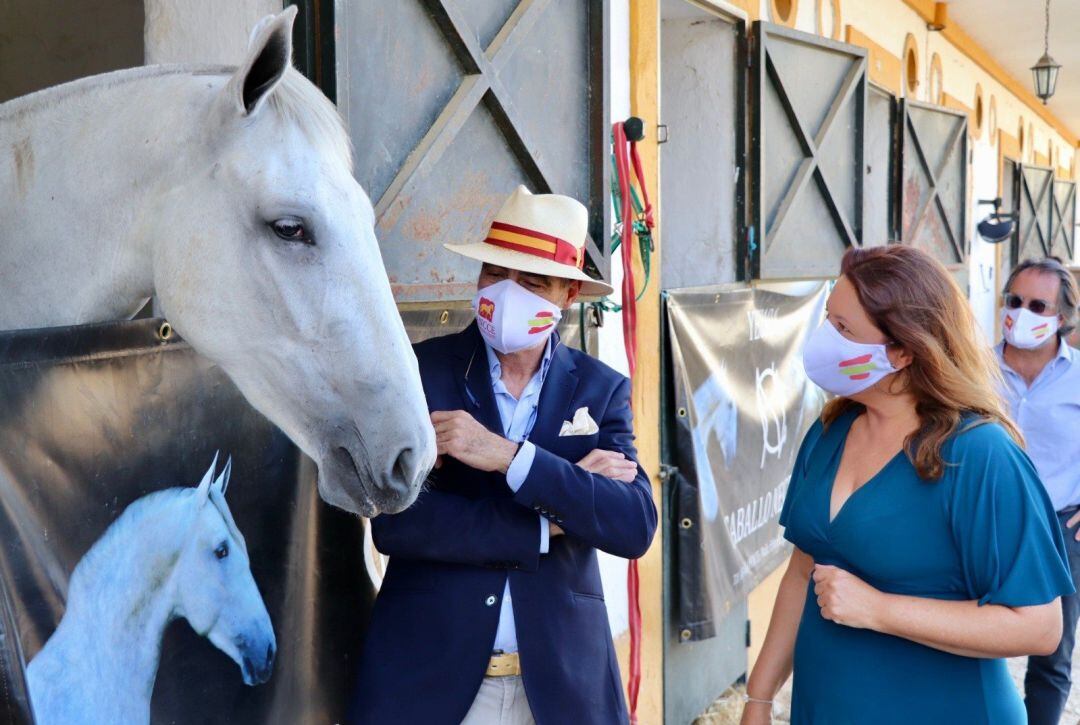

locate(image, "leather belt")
(485, 651), (521, 677)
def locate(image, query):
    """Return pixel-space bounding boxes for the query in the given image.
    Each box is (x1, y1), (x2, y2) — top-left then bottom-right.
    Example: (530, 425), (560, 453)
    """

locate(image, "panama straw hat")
(444, 185), (614, 297)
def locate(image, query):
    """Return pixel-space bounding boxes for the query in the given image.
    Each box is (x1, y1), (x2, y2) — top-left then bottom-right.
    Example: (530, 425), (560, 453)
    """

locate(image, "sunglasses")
(1003, 293), (1057, 315)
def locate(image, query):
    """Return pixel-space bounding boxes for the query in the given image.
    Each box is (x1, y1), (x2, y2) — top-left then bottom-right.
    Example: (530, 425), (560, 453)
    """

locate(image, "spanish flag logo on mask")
(528, 311), (555, 334)
(838, 354), (877, 381)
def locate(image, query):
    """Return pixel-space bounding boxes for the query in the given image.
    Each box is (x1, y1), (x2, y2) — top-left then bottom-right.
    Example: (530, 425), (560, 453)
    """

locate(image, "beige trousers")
(460, 676), (536, 725)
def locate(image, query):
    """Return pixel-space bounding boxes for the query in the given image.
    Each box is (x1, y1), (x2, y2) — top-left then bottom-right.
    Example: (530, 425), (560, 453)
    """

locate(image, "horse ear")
(226, 6), (297, 117)
(213, 456), (233, 497)
(196, 451), (220, 505)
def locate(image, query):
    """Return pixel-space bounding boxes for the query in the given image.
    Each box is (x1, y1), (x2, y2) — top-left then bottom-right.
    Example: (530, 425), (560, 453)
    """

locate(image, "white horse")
(26, 455), (275, 725)
(0, 8), (435, 516)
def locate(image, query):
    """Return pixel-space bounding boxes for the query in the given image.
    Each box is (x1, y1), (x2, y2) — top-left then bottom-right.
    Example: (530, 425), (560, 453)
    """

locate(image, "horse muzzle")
(240, 640), (276, 686)
(322, 434), (430, 516)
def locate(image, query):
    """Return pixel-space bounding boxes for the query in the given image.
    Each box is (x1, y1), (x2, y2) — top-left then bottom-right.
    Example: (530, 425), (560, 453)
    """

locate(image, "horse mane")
(1, 64), (353, 172)
(67, 488), (193, 599)
(67, 485), (245, 601)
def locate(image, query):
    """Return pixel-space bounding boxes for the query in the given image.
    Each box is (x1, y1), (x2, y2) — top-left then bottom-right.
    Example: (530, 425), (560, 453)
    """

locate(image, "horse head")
(174, 456), (275, 686)
(150, 8), (435, 515)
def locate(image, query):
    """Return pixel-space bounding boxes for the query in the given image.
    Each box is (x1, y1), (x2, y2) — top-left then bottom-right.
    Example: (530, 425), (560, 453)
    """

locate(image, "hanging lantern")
(1032, 53), (1062, 105)
(1031, 0), (1062, 104)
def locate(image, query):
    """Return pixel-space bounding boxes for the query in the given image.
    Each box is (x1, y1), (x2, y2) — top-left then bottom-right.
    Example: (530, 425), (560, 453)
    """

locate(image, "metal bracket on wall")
(659, 463), (679, 483)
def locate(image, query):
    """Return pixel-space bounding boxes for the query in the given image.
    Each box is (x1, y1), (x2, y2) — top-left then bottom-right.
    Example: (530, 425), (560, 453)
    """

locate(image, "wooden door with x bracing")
(897, 99), (969, 276)
(1013, 163), (1055, 266)
(1049, 179), (1076, 263)
(336, 0), (609, 302)
(748, 22), (868, 280)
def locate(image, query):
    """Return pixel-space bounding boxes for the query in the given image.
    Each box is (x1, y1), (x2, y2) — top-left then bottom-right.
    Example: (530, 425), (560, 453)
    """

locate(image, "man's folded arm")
(371, 488), (545, 570)
(511, 378), (658, 559)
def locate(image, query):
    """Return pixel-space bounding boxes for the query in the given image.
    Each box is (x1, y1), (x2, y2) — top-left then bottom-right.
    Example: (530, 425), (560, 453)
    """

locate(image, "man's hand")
(576, 449), (638, 482)
(1066, 510), (1080, 541)
(812, 564), (886, 630)
(431, 411), (519, 473)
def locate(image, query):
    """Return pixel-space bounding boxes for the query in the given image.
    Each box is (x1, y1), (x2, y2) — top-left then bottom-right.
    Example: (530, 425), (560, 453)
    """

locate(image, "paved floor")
(695, 657), (1080, 725)
(1007, 654), (1080, 724)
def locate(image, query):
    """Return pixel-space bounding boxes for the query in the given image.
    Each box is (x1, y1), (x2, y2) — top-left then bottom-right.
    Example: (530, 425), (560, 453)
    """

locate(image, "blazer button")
(485, 595), (498, 607)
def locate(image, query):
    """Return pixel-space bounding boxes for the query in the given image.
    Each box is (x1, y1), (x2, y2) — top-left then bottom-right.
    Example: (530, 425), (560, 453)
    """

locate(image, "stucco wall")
(143, 0), (281, 66)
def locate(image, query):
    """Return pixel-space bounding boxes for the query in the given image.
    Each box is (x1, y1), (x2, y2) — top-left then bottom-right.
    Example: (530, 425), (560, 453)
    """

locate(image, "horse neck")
(55, 513), (187, 697)
(0, 67), (227, 329)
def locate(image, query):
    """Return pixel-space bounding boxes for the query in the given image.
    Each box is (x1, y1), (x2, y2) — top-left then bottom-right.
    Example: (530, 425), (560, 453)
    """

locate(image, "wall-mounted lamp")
(976, 197), (1016, 244)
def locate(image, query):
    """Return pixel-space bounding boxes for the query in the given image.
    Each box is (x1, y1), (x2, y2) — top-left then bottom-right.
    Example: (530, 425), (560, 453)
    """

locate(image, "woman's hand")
(812, 564), (886, 630)
(739, 699), (773, 725)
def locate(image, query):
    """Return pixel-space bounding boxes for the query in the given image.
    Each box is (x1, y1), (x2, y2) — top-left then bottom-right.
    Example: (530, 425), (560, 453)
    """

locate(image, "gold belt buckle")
(485, 651), (522, 677)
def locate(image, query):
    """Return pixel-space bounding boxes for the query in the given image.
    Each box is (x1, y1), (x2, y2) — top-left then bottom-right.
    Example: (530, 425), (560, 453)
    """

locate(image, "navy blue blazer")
(350, 323), (657, 725)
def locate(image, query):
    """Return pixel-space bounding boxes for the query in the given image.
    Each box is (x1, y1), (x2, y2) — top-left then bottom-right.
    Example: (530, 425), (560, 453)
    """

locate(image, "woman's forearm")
(873, 593), (1062, 659)
(746, 549), (813, 699)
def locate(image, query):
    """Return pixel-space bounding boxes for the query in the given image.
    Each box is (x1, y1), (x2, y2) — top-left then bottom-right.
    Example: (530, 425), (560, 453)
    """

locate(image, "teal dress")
(780, 407), (1074, 724)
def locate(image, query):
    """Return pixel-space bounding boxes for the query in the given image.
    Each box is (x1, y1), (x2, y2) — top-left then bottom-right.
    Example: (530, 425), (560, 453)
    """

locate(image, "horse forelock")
(268, 68), (354, 173)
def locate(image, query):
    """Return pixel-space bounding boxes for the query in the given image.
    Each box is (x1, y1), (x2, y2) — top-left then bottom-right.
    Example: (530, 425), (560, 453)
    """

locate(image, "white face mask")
(802, 321), (898, 397)
(1001, 307), (1059, 350)
(472, 279), (563, 354)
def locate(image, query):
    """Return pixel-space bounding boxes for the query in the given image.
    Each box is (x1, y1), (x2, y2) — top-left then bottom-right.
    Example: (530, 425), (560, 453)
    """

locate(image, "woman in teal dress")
(741, 246), (1074, 725)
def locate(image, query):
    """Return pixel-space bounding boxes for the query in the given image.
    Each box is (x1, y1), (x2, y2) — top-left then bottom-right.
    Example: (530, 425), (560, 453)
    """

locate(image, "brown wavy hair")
(822, 246), (1022, 480)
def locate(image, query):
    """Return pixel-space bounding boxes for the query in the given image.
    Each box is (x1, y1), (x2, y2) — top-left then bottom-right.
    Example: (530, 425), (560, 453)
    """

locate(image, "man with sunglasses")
(996, 257), (1080, 725)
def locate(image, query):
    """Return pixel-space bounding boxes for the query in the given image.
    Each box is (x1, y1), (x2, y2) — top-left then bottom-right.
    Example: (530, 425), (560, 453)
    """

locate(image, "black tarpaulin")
(666, 282), (827, 640)
(0, 318), (373, 724)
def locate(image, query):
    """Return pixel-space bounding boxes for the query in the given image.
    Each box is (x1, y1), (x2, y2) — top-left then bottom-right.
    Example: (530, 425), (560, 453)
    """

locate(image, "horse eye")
(214, 542), (229, 560)
(270, 219), (314, 245)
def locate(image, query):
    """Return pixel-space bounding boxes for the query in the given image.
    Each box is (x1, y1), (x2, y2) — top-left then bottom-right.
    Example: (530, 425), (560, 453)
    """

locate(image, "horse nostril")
(379, 447), (418, 497)
(266, 642), (276, 667)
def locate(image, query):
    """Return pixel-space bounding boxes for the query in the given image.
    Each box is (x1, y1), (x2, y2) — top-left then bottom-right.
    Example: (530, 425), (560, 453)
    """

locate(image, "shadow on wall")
(0, 0), (144, 104)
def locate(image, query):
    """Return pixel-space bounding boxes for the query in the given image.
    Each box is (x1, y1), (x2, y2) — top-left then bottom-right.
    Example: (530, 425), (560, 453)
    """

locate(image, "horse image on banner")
(0, 7), (435, 517)
(26, 456), (275, 725)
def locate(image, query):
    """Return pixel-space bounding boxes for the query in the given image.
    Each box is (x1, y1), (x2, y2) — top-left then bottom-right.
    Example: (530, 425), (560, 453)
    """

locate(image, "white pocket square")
(559, 407), (599, 437)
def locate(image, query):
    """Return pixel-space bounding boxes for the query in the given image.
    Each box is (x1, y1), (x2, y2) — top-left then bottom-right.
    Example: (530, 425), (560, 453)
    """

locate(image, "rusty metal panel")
(337, 0), (610, 302)
(1014, 164), (1055, 265)
(749, 22), (867, 279)
(1051, 180), (1076, 263)
(898, 100), (968, 270)
(864, 84), (897, 247)
(660, 10), (745, 289)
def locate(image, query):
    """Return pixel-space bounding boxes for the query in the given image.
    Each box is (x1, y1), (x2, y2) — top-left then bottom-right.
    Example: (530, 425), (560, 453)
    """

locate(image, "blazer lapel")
(529, 341), (580, 450)
(454, 323), (504, 435)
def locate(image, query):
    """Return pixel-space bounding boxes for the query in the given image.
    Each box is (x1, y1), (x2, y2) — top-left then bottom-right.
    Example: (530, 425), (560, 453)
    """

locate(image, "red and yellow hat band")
(483, 221), (584, 270)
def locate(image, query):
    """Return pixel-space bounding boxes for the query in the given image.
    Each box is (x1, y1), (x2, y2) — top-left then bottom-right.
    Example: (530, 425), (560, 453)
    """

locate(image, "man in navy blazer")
(352, 187), (657, 724)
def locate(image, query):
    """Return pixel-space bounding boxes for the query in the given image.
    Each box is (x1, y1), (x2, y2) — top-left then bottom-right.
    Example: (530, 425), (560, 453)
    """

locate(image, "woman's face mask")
(802, 320), (898, 397)
(472, 279), (563, 354)
(1001, 307), (1059, 350)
